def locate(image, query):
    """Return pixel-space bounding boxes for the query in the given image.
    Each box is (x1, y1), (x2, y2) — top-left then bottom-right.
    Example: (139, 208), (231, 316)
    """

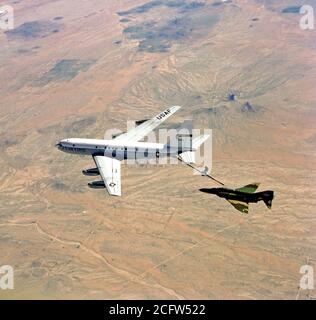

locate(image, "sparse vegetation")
(35, 59), (95, 86)
(281, 6), (301, 13)
(5, 20), (60, 39)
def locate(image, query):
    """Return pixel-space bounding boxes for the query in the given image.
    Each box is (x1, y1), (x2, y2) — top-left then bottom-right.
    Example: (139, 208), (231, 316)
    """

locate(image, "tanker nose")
(55, 142), (62, 149)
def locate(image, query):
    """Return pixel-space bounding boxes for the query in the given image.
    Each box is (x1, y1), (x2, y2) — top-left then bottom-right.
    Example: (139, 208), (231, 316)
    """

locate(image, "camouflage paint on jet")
(200, 183), (274, 214)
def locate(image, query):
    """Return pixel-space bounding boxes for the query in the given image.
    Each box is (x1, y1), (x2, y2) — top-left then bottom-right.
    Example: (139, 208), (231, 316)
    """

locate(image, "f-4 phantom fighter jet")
(56, 106), (210, 196)
(200, 183), (274, 214)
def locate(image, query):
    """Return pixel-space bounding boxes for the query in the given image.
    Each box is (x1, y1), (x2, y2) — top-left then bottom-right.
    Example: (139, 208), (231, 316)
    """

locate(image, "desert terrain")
(0, 0), (315, 299)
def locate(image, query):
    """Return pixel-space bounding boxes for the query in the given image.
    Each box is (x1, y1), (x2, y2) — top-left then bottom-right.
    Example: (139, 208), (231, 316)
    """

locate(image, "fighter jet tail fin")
(262, 191), (274, 209)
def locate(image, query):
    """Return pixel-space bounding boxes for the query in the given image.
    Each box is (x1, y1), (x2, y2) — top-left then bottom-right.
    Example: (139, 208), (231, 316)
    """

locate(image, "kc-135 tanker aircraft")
(56, 106), (209, 196)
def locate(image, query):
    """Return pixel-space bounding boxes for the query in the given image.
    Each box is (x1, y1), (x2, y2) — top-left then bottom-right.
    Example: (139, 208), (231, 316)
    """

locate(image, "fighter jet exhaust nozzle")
(82, 168), (100, 176)
(88, 181), (105, 189)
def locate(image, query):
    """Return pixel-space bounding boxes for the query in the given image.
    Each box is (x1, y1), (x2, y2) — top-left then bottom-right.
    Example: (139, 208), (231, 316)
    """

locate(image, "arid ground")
(0, 0), (315, 299)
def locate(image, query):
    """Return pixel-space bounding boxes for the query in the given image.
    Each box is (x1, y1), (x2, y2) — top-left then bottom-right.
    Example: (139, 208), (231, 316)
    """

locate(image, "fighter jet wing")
(114, 106), (181, 143)
(235, 183), (260, 193)
(227, 199), (249, 214)
(93, 156), (121, 196)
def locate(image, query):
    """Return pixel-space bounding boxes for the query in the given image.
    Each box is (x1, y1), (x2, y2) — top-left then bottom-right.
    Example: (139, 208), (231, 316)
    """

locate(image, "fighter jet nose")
(199, 188), (218, 194)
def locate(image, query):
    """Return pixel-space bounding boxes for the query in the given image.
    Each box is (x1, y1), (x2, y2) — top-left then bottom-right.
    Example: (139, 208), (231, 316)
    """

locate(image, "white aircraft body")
(56, 106), (209, 196)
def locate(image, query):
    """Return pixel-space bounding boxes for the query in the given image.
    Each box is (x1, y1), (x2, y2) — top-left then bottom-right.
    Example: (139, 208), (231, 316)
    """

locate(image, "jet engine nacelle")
(110, 120), (148, 139)
(112, 132), (126, 139)
(135, 119), (149, 126)
(88, 181), (105, 189)
(82, 168), (100, 176)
